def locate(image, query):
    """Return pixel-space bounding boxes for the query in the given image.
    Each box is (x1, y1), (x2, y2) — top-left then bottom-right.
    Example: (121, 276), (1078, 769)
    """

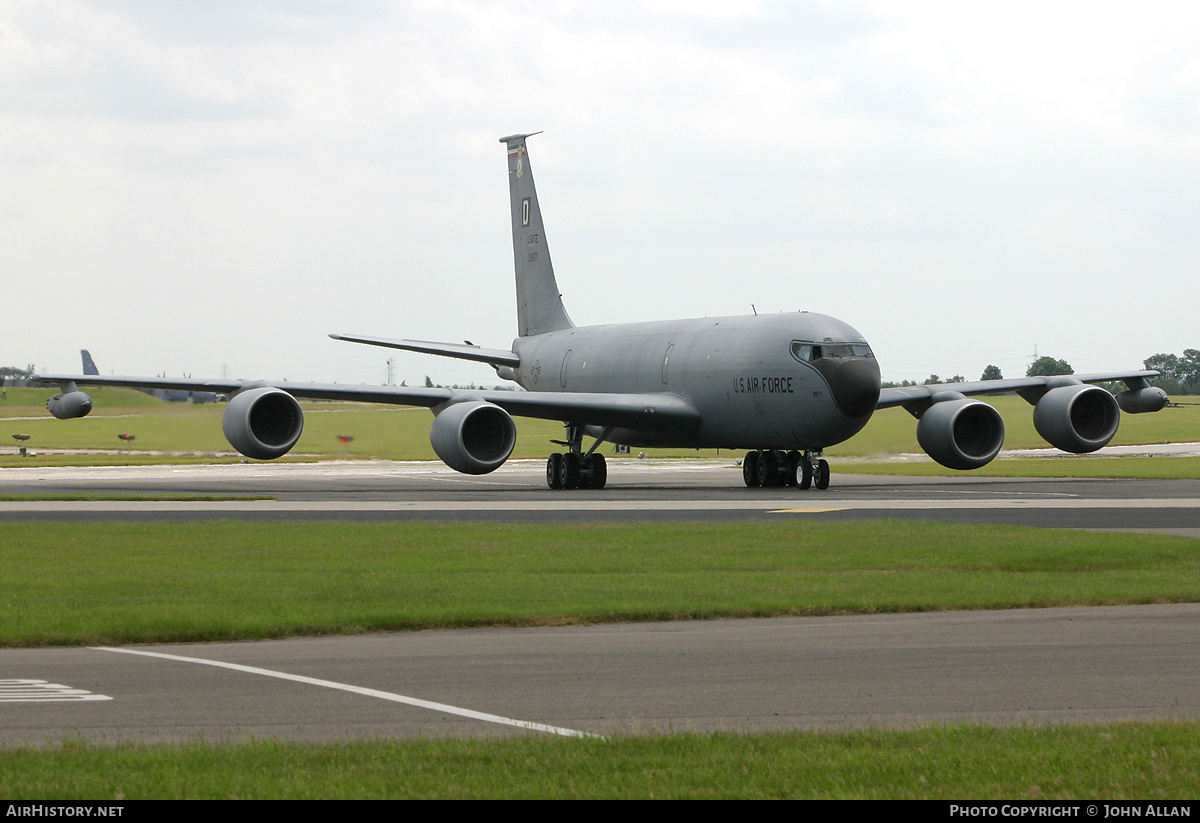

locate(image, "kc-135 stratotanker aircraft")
(36, 133), (1170, 490)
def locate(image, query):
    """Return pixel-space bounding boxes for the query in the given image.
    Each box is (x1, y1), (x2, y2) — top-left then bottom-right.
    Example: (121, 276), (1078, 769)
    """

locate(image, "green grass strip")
(3, 521), (1199, 647)
(3, 723), (1199, 799)
(838, 455), (1200, 479)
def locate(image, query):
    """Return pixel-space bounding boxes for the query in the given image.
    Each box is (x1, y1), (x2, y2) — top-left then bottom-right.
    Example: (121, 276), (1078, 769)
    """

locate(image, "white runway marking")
(93, 646), (599, 739)
(0, 679), (111, 702)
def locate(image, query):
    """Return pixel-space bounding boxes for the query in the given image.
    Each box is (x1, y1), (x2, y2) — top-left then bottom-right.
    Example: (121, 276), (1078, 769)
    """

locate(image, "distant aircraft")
(37, 134), (1168, 489)
(81, 350), (100, 376)
(80, 350), (221, 404)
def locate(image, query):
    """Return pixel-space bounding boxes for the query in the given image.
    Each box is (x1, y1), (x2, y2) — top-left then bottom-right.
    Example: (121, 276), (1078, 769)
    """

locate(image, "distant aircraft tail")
(500, 133), (574, 337)
(81, 350), (99, 376)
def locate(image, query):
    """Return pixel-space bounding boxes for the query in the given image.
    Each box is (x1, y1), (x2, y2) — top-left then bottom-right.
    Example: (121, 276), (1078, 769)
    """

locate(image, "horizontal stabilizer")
(329, 334), (520, 368)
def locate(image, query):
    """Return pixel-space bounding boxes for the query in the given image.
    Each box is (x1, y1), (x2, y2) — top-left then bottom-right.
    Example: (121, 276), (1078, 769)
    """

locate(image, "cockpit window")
(791, 341), (873, 362)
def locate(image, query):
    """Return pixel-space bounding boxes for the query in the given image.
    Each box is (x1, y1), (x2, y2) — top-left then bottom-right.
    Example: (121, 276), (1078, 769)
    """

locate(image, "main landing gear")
(742, 449), (830, 490)
(546, 424), (609, 490)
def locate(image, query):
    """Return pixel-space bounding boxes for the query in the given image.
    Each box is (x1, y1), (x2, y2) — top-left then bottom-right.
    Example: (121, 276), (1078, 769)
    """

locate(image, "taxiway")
(4, 604), (1200, 746)
(0, 458), (1198, 535)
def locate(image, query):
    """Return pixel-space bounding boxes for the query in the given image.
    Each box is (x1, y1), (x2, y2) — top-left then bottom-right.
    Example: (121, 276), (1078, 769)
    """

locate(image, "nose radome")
(828, 357), (881, 418)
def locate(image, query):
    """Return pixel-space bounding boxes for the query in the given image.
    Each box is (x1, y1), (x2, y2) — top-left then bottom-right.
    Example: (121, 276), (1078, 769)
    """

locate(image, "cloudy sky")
(3, 0), (1198, 387)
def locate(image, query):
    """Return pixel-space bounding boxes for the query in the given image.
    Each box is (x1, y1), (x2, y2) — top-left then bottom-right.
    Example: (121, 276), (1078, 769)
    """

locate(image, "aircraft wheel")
(756, 450), (777, 487)
(814, 459), (830, 490)
(578, 454), (594, 489)
(785, 451), (801, 487)
(796, 459), (813, 490)
(546, 453), (563, 490)
(590, 453), (607, 490)
(742, 451), (759, 487)
(560, 452), (581, 490)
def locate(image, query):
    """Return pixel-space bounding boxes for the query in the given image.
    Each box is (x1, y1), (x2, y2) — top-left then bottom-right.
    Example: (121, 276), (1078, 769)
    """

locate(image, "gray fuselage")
(510, 311), (881, 450)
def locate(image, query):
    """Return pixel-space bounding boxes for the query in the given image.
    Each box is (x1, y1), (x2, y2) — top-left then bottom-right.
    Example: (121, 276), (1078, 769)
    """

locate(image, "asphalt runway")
(4, 459), (1200, 746)
(1, 458), (1199, 535)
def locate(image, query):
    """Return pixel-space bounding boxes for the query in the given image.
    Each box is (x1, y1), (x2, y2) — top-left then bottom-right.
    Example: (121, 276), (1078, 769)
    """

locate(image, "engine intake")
(916, 395), (1005, 470)
(1033, 384), (1119, 453)
(430, 401), (516, 475)
(46, 391), (93, 419)
(221, 387), (304, 460)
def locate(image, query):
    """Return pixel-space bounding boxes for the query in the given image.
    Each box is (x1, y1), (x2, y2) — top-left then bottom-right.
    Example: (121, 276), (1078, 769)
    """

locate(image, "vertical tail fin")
(500, 133), (574, 337)
(81, 350), (99, 376)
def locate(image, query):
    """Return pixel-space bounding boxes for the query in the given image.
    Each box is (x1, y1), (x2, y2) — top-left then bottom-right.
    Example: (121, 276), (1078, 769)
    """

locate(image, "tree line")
(882, 352), (1198, 394)
(1141, 350), (1200, 395)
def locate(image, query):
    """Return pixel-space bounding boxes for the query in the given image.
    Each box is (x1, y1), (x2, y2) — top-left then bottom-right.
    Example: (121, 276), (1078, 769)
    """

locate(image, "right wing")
(32, 373), (700, 431)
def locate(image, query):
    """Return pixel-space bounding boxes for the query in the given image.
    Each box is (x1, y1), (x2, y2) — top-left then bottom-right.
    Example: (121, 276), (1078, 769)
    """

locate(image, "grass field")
(3, 388), (1197, 477)
(4, 722), (1198, 799)
(5, 519), (1200, 797)
(837, 454), (1200, 479)
(0, 386), (568, 462)
(5, 521), (1200, 647)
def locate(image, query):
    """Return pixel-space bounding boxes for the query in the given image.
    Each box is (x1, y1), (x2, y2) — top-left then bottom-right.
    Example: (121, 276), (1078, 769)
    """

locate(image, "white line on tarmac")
(92, 646), (599, 739)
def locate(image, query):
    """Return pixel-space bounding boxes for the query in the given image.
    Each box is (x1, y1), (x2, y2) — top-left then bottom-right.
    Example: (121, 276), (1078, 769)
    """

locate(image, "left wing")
(877, 371), (1163, 415)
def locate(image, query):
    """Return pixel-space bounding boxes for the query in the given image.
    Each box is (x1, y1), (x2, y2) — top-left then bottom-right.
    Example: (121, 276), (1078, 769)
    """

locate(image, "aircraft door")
(560, 349), (572, 388)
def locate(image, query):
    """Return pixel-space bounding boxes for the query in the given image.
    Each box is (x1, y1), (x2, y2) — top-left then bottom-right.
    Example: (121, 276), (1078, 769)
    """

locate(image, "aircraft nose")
(827, 357), (881, 418)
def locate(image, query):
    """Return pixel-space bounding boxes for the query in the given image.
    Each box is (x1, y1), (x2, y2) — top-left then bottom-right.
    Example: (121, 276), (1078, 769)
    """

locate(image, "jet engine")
(1032, 384), (1119, 453)
(916, 394), (1006, 470)
(1116, 386), (1169, 414)
(429, 400), (516, 475)
(46, 391), (93, 419)
(221, 386), (304, 460)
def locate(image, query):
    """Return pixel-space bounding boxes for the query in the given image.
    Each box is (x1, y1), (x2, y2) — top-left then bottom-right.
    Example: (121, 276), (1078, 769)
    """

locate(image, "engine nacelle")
(221, 386), (304, 460)
(1033, 384), (1120, 453)
(1116, 386), (1169, 414)
(429, 401), (516, 475)
(916, 394), (1005, 470)
(46, 391), (93, 419)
